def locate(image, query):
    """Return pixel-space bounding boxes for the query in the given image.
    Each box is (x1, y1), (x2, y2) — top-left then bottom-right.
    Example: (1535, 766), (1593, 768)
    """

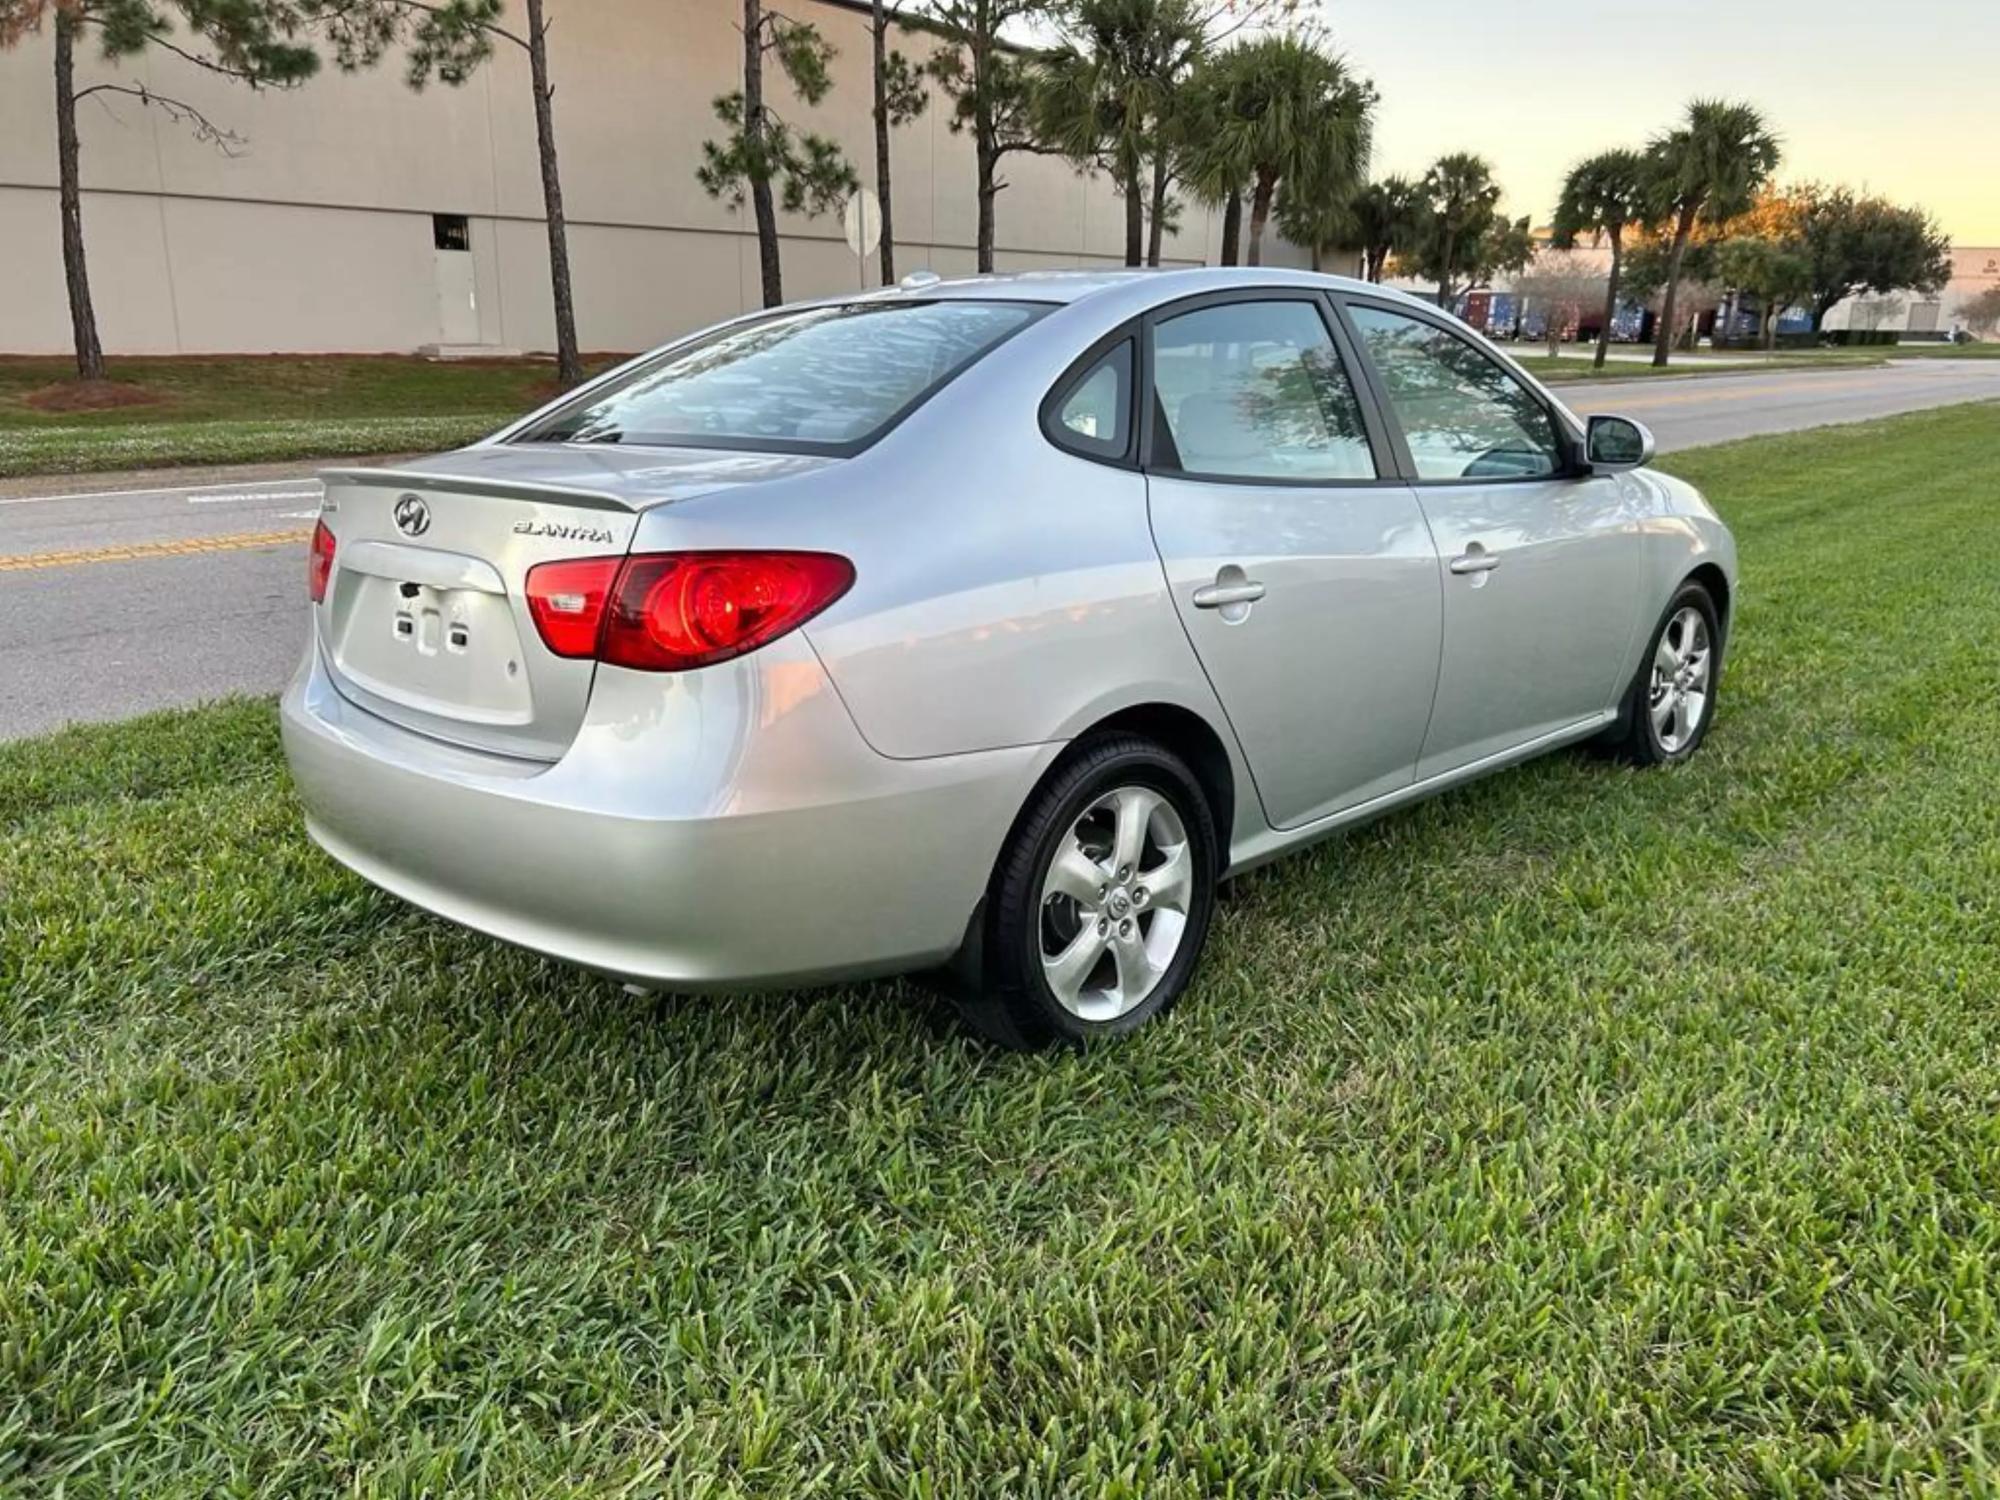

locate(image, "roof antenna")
(899, 270), (943, 291)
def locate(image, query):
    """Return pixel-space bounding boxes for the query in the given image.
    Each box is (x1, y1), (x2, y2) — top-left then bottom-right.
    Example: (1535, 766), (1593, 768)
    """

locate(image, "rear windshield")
(515, 300), (1044, 452)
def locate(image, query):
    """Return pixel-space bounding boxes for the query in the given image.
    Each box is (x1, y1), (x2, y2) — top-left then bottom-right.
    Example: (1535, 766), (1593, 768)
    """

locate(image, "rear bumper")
(281, 636), (1056, 990)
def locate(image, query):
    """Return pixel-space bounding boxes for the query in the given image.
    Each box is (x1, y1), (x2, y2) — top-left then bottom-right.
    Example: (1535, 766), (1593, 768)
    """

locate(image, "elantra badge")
(513, 519), (617, 545)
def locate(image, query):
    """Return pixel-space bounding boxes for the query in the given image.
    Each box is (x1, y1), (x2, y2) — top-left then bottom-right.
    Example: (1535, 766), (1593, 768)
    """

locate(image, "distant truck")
(1460, 290), (1520, 338)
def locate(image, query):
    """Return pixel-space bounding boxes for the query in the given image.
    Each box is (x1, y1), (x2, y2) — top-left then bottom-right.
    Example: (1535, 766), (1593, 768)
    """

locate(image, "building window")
(433, 214), (471, 252)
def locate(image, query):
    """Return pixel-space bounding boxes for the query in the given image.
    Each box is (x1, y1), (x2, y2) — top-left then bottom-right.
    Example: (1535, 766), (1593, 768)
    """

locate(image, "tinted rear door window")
(1346, 304), (1563, 480)
(1150, 300), (1376, 481)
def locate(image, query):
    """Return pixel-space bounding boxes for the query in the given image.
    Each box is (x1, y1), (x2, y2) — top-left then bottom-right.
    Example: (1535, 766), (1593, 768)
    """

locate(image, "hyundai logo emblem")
(392, 494), (431, 538)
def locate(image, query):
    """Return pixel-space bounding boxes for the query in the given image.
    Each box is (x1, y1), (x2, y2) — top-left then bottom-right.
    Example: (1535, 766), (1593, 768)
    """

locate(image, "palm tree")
(1643, 99), (1781, 366)
(1412, 152), (1500, 309)
(1038, 0), (1203, 267)
(1173, 58), (1249, 265)
(1552, 148), (1651, 369)
(1275, 177), (1355, 273)
(1178, 36), (1373, 268)
(1349, 175), (1420, 282)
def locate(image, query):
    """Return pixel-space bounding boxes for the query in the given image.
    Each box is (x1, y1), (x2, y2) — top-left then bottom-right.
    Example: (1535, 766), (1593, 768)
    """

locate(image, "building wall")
(0, 0), (1243, 356)
(1822, 247), (2000, 338)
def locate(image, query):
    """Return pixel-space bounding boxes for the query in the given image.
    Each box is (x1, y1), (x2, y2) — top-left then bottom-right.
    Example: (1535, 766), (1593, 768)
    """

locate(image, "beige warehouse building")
(1821, 246), (2000, 339)
(0, 0), (1272, 358)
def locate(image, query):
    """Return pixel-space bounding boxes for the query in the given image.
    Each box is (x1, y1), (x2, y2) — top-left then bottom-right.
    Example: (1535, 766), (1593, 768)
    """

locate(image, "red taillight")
(524, 555), (623, 658)
(524, 551), (853, 672)
(308, 519), (336, 603)
(603, 552), (855, 671)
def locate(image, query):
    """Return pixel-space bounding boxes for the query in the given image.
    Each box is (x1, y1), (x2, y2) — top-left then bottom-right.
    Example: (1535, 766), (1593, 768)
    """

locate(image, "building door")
(432, 214), (479, 346)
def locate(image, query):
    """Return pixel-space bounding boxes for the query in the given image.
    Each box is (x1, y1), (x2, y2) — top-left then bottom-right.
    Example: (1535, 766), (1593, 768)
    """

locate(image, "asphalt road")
(1552, 358), (2000, 449)
(3, 361), (1996, 742)
(0, 468), (323, 742)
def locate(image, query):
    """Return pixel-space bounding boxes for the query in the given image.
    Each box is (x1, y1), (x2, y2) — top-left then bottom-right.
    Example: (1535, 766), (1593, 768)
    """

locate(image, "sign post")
(842, 188), (884, 289)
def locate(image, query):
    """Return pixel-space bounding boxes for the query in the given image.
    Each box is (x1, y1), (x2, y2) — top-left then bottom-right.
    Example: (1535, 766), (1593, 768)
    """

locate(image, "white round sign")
(843, 188), (883, 258)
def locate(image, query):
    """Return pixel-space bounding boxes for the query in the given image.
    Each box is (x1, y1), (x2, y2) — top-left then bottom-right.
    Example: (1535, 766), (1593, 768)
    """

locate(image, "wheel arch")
(1075, 702), (1238, 854)
(1686, 561), (1732, 642)
(939, 700), (1240, 1039)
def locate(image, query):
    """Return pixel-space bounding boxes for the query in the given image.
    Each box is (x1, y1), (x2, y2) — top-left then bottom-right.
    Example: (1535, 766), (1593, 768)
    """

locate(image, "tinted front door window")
(1347, 305), (1562, 480)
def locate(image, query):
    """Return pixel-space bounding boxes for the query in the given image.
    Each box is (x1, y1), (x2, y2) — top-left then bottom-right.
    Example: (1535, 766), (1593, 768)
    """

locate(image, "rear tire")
(1607, 580), (1722, 766)
(955, 734), (1219, 1050)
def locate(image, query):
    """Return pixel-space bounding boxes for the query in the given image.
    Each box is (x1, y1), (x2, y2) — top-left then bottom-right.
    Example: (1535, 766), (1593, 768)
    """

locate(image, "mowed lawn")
(4, 404), (1999, 1496)
(0, 355), (618, 478)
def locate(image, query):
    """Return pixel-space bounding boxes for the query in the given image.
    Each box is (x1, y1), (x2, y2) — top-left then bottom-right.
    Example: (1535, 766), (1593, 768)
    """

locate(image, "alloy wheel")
(1037, 785), (1194, 1021)
(1648, 605), (1713, 754)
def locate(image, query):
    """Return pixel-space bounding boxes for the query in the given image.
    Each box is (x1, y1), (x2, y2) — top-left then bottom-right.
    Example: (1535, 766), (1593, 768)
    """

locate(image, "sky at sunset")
(1321, 0), (1998, 244)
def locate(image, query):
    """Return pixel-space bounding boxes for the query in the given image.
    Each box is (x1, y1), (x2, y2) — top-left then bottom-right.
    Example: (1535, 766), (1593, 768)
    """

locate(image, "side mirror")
(1585, 414), (1654, 472)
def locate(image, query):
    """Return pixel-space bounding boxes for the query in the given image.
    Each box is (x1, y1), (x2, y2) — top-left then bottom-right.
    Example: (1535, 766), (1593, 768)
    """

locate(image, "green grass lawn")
(0, 355), (617, 479)
(1885, 340), (2000, 358)
(4, 403), (2000, 1495)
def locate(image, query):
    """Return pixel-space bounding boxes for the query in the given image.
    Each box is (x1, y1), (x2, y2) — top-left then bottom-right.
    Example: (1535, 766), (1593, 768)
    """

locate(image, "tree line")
(1538, 102), (1950, 367)
(1, 0), (1363, 387)
(2, 2), (1958, 388)
(1342, 100), (1952, 369)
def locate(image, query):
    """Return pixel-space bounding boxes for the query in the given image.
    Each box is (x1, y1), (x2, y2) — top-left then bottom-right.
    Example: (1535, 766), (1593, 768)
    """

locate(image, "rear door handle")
(1449, 547), (1501, 575)
(1191, 580), (1267, 608)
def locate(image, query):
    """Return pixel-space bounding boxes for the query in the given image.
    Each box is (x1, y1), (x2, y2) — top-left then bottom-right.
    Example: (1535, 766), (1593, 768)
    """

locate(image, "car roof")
(846, 266), (1437, 312)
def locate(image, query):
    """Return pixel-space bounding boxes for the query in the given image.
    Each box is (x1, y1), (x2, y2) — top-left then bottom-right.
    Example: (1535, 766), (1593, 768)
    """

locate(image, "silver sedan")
(282, 268), (1735, 1047)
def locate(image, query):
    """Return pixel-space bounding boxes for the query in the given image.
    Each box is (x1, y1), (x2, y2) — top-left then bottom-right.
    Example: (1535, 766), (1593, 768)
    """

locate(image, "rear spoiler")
(317, 467), (637, 513)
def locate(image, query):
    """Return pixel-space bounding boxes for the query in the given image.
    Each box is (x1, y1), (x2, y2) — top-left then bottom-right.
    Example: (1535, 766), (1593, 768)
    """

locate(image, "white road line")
(186, 488), (324, 505)
(0, 475), (322, 508)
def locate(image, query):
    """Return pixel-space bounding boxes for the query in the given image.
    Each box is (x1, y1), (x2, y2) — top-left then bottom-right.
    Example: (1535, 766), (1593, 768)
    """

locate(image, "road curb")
(0, 452), (421, 503)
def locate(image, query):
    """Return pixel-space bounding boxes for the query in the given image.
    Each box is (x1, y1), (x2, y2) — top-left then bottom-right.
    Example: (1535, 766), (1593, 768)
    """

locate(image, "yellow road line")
(1592, 376), (1888, 409)
(0, 527), (309, 573)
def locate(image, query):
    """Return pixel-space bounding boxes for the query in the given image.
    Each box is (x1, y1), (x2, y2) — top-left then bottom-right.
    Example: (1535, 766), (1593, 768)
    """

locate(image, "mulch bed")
(21, 380), (170, 414)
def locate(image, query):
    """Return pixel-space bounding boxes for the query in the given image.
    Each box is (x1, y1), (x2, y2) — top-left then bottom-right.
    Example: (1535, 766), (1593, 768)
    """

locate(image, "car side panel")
(799, 447), (1187, 761)
(789, 319), (1251, 768)
(601, 313), (1270, 859)
(1620, 470), (1740, 683)
(1411, 471), (1649, 778)
(1147, 473), (1444, 828)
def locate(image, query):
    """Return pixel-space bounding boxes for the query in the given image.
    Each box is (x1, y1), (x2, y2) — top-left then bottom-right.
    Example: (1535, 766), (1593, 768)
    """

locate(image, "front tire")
(959, 734), (1219, 1050)
(1610, 580), (1722, 766)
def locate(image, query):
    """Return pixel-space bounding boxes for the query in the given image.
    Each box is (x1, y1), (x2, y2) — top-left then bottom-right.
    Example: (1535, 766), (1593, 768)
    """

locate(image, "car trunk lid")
(314, 447), (838, 760)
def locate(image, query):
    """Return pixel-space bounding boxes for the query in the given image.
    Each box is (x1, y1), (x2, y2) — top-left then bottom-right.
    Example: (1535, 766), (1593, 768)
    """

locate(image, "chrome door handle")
(1191, 580), (1267, 608)
(1449, 549), (1501, 575)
